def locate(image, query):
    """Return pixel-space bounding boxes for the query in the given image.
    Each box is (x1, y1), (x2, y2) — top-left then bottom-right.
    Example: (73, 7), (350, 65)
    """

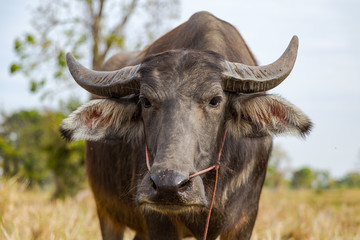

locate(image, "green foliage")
(265, 166), (286, 188)
(57, 50), (67, 68)
(10, 0), (180, 100)
(265, 157), (360, 190)
(264, 145), (291, 188)
(291, 167), (316, 189)
(0, 110), (47, 184)
(14, 38), (23, 53)
(336, 172), (360, 188)
(312, 170), (330, 190)
(26, 34), (36, 44)
(40, 111), (85, 198)
(0, 108), (85, 198)
(10, 63), (21, 73)
(106, 34), (124, 49)
(289, 167), (332, 190)
(59, 96), (83, 115)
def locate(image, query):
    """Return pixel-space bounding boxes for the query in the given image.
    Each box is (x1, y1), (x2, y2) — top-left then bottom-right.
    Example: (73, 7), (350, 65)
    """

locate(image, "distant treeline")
(265, 165), (360, 190)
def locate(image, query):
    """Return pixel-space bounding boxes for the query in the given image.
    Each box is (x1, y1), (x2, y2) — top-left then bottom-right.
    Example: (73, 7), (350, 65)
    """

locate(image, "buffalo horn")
(222, 36), (298, 93)
(66, 53), (141, 97)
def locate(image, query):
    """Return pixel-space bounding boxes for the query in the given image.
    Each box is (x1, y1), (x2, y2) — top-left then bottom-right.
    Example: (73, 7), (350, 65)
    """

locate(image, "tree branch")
(91, 0), (106, 70)
(113, 0), (139, 37)
(100, 0), (139, 60)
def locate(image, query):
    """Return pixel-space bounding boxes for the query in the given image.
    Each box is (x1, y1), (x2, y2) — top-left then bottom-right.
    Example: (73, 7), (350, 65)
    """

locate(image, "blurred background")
(1, 0), (360, 239)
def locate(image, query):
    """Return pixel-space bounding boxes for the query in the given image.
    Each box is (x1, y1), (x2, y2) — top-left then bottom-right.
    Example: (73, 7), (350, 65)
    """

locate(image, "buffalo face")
(60, 39), (312, 214)
(135, 51), (227, 213)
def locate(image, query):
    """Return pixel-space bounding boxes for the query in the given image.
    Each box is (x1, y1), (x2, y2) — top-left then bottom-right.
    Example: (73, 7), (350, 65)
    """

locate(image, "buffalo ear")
(59, 99), (143, 142)
(226, 94), (312, 138)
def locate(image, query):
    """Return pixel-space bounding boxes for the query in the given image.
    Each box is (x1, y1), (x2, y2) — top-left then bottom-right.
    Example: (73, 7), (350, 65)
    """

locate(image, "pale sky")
(1, 0), (360, 178)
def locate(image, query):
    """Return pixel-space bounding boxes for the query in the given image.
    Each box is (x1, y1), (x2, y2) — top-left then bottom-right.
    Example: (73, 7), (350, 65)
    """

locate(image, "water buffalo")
(60, 11), (311, 240)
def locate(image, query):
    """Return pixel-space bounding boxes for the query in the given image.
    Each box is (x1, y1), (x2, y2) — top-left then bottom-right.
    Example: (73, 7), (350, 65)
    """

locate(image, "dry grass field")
(252, 189), (360, 240)
(1, 178), (360, 240)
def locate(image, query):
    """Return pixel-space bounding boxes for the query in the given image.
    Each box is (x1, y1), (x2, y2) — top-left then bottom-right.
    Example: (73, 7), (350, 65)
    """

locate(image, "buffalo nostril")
(178, 179), (191, 191)
(150, 169), (190, 193)
(150, 178), (157, 190)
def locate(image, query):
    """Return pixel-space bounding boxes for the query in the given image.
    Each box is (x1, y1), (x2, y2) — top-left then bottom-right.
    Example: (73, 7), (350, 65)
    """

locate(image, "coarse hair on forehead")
(139, 49), (225, 76)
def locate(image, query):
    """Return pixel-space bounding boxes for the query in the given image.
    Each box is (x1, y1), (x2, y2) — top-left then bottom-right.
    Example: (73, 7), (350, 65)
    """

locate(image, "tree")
(10, 0), (180, 100)
(312, 170), (330, 190)
(41, 110), (86, 198)
(291, 167), (316, 189)
(337, 172), (360, 188)
(0, 108), (85, 198)
(0, 132), (18, 177)
(264, 144), (291, 188)
(0, 110), (49, 185)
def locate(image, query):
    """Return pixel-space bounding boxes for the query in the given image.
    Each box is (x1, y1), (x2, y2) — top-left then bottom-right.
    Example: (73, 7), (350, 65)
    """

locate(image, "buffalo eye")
(209, 96), (222, 108)
(140, 97), (152, 108)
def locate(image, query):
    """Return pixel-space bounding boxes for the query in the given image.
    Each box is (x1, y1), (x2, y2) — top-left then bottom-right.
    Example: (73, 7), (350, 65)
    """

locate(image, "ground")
(1, 178), (359, 239)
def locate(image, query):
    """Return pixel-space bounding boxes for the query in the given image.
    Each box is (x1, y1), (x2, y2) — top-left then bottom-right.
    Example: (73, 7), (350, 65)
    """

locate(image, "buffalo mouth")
(139, 200), (204, 214)
(136, 170), (208, 213)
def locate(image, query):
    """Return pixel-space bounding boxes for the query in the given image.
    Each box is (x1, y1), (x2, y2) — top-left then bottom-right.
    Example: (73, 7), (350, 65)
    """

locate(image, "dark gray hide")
(60, 11), (312, 240)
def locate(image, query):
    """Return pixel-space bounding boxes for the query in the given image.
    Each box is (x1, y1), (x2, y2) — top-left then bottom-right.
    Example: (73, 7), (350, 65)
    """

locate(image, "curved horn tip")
(221, 35), (300, 93)
(65, 52), (77, 71)
(66, 52), (73, 61)
(66, 52), (77, 67)
(290, 35), (299, 49)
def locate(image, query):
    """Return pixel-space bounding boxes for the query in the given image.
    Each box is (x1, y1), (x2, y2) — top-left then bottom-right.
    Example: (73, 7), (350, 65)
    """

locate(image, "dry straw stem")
(1, 178), (360, 240)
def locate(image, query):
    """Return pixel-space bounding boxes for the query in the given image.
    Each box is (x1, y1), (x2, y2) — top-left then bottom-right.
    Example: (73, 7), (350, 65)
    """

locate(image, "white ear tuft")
(226, 94), (312, 138)
(59, 99), (143, 142)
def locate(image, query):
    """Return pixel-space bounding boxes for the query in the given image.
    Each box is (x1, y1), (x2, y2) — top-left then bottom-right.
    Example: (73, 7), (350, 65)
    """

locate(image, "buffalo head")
(60, 36), (311, 214)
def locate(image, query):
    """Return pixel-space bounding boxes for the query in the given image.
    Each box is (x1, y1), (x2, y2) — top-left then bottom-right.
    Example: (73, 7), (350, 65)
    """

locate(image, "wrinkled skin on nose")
(135, 51), (227, 213)
(136, 99), (210, 212)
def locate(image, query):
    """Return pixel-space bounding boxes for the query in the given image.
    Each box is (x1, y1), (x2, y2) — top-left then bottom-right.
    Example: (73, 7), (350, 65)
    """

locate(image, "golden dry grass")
(253, 189), (360, 240)
(1, 178), (359, 240)
(0, 178), (101, 240)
